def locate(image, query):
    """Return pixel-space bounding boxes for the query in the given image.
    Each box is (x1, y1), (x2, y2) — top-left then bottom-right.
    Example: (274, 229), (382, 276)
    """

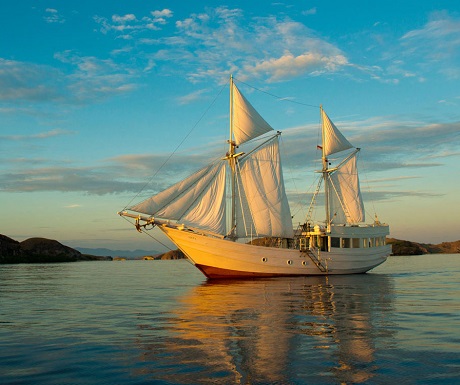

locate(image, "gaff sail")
(235, 137), (294, 238)
(328, 153), (365, 224)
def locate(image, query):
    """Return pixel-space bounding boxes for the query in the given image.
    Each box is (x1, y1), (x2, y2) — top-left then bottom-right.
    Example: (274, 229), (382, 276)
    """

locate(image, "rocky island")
(0, 235), (112, 264)
(387, 238), (460, 256)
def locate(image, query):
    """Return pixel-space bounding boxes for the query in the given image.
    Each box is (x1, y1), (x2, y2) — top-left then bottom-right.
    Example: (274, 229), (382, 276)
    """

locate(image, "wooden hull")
(158, 225), (391, 279)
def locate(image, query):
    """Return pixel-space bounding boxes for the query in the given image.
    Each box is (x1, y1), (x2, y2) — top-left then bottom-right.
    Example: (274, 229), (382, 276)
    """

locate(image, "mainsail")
(235, 137), (294, 238)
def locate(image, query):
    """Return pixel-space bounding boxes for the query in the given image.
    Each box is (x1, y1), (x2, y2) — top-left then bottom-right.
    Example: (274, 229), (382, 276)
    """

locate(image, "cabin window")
(369, 238), (375, 247)
(363, 238), (368, 248)
(376, 236), (386, 246)
(342, 238), (350, 248)
(352, 238), (360, 248)
(320, 236), (327, 251)
(330, 237), (340, 248)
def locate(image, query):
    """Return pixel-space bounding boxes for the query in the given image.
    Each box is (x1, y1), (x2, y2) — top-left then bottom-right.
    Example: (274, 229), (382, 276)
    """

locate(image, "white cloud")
(152, 9), (173, 18)
(0, 54), (137, 106)
(402, 10), (460, 42)
(150, 8), (349, 83)
(2, 113), (456, 197)
(44, 8), (65, 24)
(0, 129), (74, 141)
(400, 10), (460, 79)
(177, 89), (208, 104)
(65, 204), (82, 209)
(94, 9), (173, 35)
(0, 58), (63, 102)
(302, 8), (317, 16)
(112, 14), (136, 23)
(247, 52), (348, 82)
(53, 51), (138, 102)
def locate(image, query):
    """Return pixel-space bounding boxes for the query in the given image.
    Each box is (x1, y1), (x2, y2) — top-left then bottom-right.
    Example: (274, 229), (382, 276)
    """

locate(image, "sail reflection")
(135, 275), (395, 384)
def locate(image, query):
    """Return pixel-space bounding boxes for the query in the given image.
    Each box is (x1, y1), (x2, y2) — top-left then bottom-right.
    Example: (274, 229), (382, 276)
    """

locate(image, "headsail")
(232, 83), (274, 146)
(129, 162), (227, 235)
(235, 137), (294, 238)
(321, 109), (353, 156)
(327, 153), (365, 224)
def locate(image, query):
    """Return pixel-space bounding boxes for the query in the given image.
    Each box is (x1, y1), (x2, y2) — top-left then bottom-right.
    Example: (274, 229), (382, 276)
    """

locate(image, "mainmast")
(320, 105), (331, 227)
(228, 75), (237, 239)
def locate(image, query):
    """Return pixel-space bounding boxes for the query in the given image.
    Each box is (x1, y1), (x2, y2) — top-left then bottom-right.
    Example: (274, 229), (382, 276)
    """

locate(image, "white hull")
(158, 224), (391, 279)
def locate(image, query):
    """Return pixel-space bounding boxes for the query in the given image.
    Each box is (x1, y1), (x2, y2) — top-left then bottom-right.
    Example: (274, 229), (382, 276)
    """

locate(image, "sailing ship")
(119, 76), (391, 278)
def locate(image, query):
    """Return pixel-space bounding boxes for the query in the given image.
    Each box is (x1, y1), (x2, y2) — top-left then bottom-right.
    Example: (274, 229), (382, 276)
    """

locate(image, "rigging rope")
(234, 77), (319, 109)
(122, 82), (228, 210)
(358, 150), (379, 221)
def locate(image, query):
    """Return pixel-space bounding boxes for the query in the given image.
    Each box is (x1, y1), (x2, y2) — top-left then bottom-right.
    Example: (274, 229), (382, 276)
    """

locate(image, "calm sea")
(1, 254), (459, 384)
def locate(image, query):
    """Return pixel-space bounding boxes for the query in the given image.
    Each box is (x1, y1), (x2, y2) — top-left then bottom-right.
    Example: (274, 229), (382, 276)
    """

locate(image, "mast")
(228, 75), (237, 239)
(320, 105), (331, 227)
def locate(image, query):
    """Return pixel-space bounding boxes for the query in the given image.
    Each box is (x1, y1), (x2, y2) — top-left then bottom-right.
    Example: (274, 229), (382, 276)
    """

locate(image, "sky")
(1, 1), (460, 252)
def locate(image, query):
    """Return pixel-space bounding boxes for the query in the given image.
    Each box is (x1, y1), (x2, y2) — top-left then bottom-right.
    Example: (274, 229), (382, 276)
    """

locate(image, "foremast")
(226, 75), (241, 240)
(311, 105), (362, 229)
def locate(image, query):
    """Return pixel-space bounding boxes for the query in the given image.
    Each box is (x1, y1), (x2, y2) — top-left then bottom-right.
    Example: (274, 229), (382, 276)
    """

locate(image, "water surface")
(1, 254), (459, 384)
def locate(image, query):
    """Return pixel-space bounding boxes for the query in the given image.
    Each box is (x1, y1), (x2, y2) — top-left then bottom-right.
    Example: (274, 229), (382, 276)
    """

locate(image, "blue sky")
(1, 1), (460, 251)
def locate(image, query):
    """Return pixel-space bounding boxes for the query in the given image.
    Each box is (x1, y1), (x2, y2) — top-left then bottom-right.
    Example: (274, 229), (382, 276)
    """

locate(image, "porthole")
(261, 257), (268, 262)
(287, 260), (293, 265)
(302, 260), (308, 266)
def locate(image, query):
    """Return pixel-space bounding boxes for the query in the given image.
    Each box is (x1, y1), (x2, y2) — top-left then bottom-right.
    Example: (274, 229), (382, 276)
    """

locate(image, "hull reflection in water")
(135, 275), (394, 384)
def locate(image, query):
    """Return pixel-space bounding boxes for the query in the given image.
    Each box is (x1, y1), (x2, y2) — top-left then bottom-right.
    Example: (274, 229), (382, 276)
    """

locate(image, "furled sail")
(327, 154), (364, 224)
(321, 109), (353, 156)
(232, 84), (274, 146)
(235, 137), (294, 238)
(129, 162), (227, 234)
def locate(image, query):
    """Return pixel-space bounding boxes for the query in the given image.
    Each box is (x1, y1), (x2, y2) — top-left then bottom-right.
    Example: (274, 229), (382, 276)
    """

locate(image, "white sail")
(232, 83), (274, 146)
(328, 154), (364, 224)
(181, 163), (227, 234)
(321, 109), (353, 156)
(129, 162), (227, 234)
(235, 137), (294, 238)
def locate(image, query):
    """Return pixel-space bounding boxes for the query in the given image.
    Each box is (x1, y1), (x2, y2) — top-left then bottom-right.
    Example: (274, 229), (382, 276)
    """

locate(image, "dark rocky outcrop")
(138, 249), (186, 260)
(0, 235), (22, 263)
(156, 249), (185, 260)
(0, 235), (112, 264)
(387, 238), (460, 256)
(20, 237), (82, 263)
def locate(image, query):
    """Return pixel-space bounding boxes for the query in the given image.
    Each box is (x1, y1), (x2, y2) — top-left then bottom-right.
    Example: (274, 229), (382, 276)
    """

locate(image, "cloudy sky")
(1, 1), (459, 251)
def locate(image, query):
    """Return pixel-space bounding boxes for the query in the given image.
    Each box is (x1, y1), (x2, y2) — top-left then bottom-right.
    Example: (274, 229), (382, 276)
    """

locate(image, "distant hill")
(75, 247), (161, 259)
(0, 235), (112, 264)
(387, 238), (460, 255)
